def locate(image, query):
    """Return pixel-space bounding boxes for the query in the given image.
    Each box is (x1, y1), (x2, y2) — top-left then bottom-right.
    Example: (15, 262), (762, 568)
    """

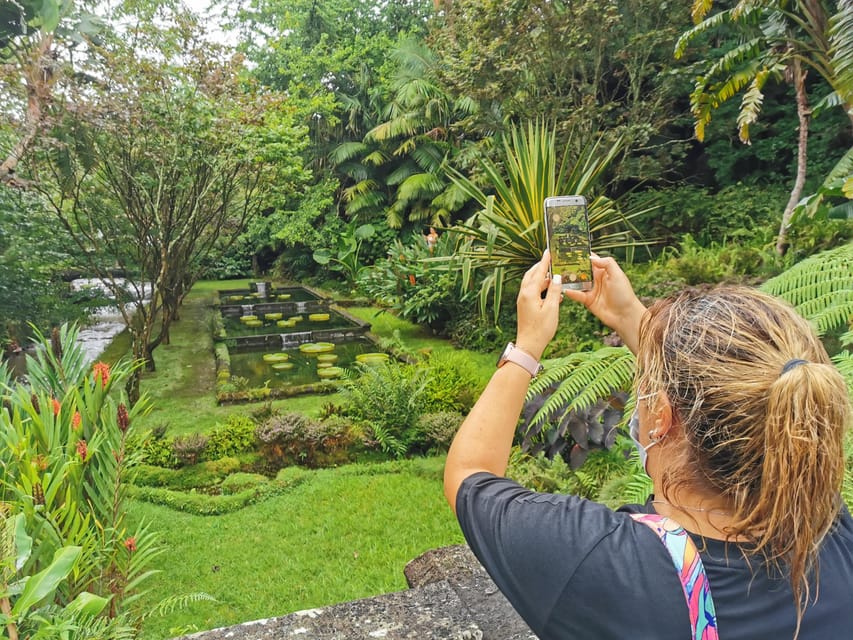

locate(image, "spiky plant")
(446, 120), (653, 320)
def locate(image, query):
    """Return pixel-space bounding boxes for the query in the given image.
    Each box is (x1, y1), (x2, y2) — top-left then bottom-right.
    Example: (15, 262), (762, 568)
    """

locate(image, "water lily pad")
(245, 320), (263, 328)
(277, 294), (292, 300)
(299, 342), (336, 354)
(263, 353), (290, 363)
(230, 295), (244, 302)
(317, 366), (343, 379)
(317, 362), (333, 369)
(289, 315), (304, 322)
(316, 354), (338, 363)
(356, 352), (390, 365)
(308, 313), (330, 322)
(277, 319), (297, 328)
(272, 362), (295, 371)
(239, 315), (258, 322)
(265, 313), (283, 321)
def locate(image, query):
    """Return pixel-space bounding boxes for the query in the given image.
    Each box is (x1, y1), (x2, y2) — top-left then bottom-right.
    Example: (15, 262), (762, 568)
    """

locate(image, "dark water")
(222, 309), (356, 338)
(227, 338), (387, 389)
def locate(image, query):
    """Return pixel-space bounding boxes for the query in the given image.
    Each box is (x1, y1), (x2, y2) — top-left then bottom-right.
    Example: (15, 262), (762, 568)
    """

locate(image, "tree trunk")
(776, 61), (810, 256)
(1, 34), (55, 188)
(125, 370), (141, 406)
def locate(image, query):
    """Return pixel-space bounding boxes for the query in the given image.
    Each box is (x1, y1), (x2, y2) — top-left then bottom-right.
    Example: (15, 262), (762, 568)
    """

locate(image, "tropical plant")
(0, 513), (135, 640)
(312, 220), (376, 285)
(520, 348), (636, 463)
(356, 231), (471, 332)
(790, 147), (853, 226)
(0, 324), (163, 624)
(759, 241), (853, 339)
(349, 37), (477, 228)
(674, 0), (853, 253)
(446, 121), (653, 320)
(338, 362), (428, 458)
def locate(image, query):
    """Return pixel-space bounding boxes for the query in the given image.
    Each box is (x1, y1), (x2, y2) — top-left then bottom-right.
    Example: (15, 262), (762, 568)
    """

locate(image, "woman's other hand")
(515, 250), (564, 360)
(563, 255), (646, 354)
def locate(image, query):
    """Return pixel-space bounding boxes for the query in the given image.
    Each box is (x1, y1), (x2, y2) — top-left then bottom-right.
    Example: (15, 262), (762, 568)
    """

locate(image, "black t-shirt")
(456, 472), (853, 639)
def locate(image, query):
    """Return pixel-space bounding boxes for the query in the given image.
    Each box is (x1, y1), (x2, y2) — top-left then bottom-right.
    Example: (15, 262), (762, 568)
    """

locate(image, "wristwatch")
(496, 342), (544, 378)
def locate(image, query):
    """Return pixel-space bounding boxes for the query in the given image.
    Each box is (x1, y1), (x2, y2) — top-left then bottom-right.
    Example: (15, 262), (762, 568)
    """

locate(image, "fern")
(526, 347), (635, 429)
(142, 592), (218, 620)
(759, 243), (853, 336)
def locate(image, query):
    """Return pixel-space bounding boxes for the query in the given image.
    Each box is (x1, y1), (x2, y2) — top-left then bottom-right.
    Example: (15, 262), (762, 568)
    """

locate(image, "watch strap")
(498, 343), (543, 377)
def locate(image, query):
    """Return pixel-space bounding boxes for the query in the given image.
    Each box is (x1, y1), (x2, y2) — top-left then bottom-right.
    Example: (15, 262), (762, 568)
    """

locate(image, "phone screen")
(544, 196), (593, 291)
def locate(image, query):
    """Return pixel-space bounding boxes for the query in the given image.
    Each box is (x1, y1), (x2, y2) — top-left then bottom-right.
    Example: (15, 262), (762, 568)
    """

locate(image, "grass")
(131, 456), (464, 639)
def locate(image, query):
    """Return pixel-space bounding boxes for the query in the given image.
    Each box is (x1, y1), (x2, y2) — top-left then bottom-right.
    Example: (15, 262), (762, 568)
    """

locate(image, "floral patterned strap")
(631, 513), (720, 640)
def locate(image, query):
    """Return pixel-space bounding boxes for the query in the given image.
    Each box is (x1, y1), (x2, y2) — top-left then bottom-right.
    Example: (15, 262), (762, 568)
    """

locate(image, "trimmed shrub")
(172, 433), (209, 466)
(221, 472), (269, 495)
(414, 411), (464, 452)
(206, 415), (258, 460)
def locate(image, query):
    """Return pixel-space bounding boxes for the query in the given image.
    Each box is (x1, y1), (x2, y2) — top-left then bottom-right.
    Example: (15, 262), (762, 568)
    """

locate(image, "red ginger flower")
(408, 274), (416, 286)
(76, 439), (88, 460)
(124, 537), (137, 553)
(92, 362), (111, 387)
(117, 403), (130, 432)
(72, 411), (82, 430)
(52, 398), (61, 416)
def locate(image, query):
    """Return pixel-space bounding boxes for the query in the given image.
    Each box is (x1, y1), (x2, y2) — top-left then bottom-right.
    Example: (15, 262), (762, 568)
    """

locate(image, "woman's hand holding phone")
(562, 255), (646, 354)
(515, 250), (563, 361)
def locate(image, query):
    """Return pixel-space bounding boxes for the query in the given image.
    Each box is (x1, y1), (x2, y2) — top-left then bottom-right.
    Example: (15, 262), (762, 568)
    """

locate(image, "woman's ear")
(652, 394), (676, 439)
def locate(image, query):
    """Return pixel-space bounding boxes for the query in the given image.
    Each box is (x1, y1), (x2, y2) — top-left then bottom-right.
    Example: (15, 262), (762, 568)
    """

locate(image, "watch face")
(496, 342), (513, 368)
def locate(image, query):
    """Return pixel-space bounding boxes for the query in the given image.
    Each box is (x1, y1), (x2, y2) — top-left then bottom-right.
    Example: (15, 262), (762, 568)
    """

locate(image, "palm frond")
(328, 142), (368, 165)
(675, 8), (735, 58)
(828, 1), (853, 109)
(759, 243), (853, 336)
(396, 172), (445, 203)
(737, 67), (770, 142)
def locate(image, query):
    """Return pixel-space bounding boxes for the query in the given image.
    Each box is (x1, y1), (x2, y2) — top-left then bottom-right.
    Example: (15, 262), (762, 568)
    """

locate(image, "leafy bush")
(206, 415), (258, 460)
(0, 325), (162, 624)
(507, 445), (639, 502)
(139, 430), (178, 468)
(172, 433), (209, 466)
(626, 183), (786, 248)
(447, 304), (512, 353)
(338, 362), (428, 458)
(221, 472), (269, 495)
(421, 351), (482, 414)
(357, 235), (469, 334)
(414, 411), (464, 452)
(256, 412), (363, 468)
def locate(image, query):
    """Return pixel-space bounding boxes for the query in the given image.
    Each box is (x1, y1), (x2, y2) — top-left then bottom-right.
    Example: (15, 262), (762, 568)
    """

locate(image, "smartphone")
(543, 195), (593, 291)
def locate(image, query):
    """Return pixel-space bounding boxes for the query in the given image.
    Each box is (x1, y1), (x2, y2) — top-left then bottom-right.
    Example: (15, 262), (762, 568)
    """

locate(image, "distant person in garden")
(424, 226), (439, 252)
(444, 250), (853, 639)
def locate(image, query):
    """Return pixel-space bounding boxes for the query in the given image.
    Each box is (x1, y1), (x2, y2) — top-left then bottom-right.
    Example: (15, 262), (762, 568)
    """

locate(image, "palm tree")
(331, 38), (476, 229)
(674, 0), (853, 254)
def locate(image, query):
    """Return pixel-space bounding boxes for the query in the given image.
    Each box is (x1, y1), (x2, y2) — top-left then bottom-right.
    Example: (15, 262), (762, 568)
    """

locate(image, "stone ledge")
(174, 546), (537, 640)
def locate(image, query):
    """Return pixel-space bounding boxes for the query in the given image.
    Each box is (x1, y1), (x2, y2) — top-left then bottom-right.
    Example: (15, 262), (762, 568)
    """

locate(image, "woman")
(444, 251), (853, 639)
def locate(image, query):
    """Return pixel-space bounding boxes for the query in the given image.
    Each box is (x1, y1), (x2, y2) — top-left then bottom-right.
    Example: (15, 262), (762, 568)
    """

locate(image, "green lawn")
(131, 457), (464, 639)
(102, 280), (489, 637)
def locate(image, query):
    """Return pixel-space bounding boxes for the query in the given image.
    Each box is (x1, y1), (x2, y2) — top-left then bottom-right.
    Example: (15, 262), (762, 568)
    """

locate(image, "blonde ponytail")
(636, 286), (851, 635)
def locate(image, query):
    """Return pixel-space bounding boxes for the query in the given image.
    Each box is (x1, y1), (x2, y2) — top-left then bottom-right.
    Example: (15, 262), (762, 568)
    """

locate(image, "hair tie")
(781, 359), (809, 375)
